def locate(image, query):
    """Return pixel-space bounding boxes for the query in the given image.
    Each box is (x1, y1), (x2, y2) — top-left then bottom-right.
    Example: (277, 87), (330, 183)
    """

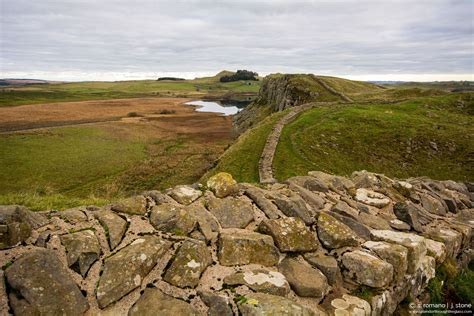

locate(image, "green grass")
(273, 93), (473, 182)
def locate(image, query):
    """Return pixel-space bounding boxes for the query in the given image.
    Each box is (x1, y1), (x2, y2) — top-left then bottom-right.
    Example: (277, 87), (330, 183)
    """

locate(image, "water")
(184, 100), (242, 116)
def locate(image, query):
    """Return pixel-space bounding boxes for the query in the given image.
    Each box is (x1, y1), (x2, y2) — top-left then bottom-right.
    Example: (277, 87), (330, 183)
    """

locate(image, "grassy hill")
(208, 92), (473, 183)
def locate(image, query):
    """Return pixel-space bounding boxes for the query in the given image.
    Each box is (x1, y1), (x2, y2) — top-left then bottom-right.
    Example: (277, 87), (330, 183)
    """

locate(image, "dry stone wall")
(0, 171), (473, 315)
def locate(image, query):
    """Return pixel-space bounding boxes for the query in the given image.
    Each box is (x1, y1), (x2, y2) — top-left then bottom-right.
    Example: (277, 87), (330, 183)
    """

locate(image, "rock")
(143, 190), (176, 205)
(425, 238), (447, 263)
(341, 250), (393, 288)
(60, 229), (101, 277)
(278, 257), (330, 299)
(258, 217), (318, 252)
(362, 241), (408, 283)
(389, 219), (411, 231)
(199, 290), (233, 316)
(303, 252), (340, 285)
(224, 269), (290, 296)
(351, 170), (383, 189)
(274, 195), (315, 225)
(94, 209), (128, 250)
(188, 203), (220, 242)
(244, 187), (280, 219)
(0, 271), (7, 315)
(331, 201), (359, 219)
(317, 212), (360, 249)
(288, 183), (325, 210)
(442, 180), (469, 194)
(420, 194), (447, 216)
(206, 196), (254, 228)
(218, 229), (279, 266)
(286, 175), (329, 192)
(237, 292), (316, 316)
(424, 227), (462, 259)
(5, 248), (89, 315)
(327, 211), (371, 240)
(393, 202), (424, 232)
(0, 205), (47, 249)
(355, 188), (390, 208)
(129, 287), (200, 316)
(111, 195), (147, 215)
(393, 181), (415, 198)
(97, 236), (172, 308)
(149, 203), (197, 236)
(328, 294), (372, 316)
(168, 185), (202, 205)
(308, 170), (355, 192)
(370, 230), (427, 273)
(358, 212), (391, 230)
(58, 207), (88, 224)
(163, 239), (211, 288)
(207, 172), (239, 198)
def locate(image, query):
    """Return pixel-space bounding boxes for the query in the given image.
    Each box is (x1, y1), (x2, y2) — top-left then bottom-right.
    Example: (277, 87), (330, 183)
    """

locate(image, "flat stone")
(309, 171), (355, 193)
(111, 195), (147, 215)
(370, 230), (426, 274)
(286, 175), (329, 193)
(224, 269), (290, 296)
(244, 187), (280, 219)
(331, 201), (359, 219)
(144, 190), (176, 205)
(304, 252), (340, 286)
(129, 287), (200, 316)
(289, 183), (326, 211)
(218, 229), (279, 266)
(97, 235), (172, 308)
(199, 290), (233, 316)
(327, 211), (371, 240)
(188, 203), (220, 242)
(341, 250), (393, 288)
(94, 209), (128, 250)
(0, 205), (47, 249)
(207, 172), (239, 198)
(362, 241), (408, 283)
(4, 248), (89, 315)
(274, 195), (315, 225)
(60, 229), (101, 277)
(317, 212), (360, 249)
(358, 212), (391, 230)
(58, 208), (88, 224)
(329, 294), (371, 316)
(278, 257), (330, 299)
(393, 202), (424, 232)
(420, 194), (447, 216)
(259, 217), (318, 252)
(355, 189), (390, 208)
(168, 185), (202, 205)
(206, 196), (254, 228)
(237, 292), (316, 316)
(163, 239), (211, 288)
(389, 219), (411, 231)
(149, 203), (197, 236)
(424, 227), (462, 259)
(425, 238), (447, 263)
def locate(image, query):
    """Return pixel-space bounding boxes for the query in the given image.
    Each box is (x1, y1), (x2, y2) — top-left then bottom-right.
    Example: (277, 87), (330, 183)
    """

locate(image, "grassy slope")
(0, 74), (260, 107)
(274, 93), (473, 182)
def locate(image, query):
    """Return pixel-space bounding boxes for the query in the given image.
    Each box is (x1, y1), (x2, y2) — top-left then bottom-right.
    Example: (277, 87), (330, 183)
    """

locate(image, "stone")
(58, 207), (88, 224)
(206, 196), (254, 228)
(144, 190), (176, 205)
(424, 227), (462, 259)
(188, 203), (220, 242)
(355, 189), (390, 208)
(168, 185), (202, 205)
(0, 205), (47, 249)
(286, 175), (329, 192)
(60, 229), (101, 277)
(149, 203), (197, 236)
(163, 239), (211, 288)
(207, 172), (239, 198)
(370, 230), (427, 274)
(94, 209), (128, 250)
(258, 217), (318, 252)
(317, 212), (359, 249)
(425, 238), (447, 263)
(129, 287), (200, 316)
(331, 201), (359, 219)
(97, 236), (172, 308)
(393, 181), (415, 198)
(4, 249), (89, 315)
(244, 187), (280, 219)
(278, 257), (330, 299)
(341, 250), (393, 288)
(420, 194), (447, 216)
(274, 195), (315, 225)
(389, 219), (411, 231)
(442, 180), (469, 194)
(362, 241), (408, 283)
(327, 211), (371, 240)
(111, 195), (147, 215)
(351, 170), (385, 189)
(218, 229), (279, 266)
(237, 292), (316, 316)
(199, 290), (233, 316)
(309, 170), (355, 193)
(304, 252), (340, 285)
(358, 212), (391, 230)
(224, 269), (290, 296)
(329, 295), (371, 316)
(289, 183), (325, 210)
(393, 202), (424, 232)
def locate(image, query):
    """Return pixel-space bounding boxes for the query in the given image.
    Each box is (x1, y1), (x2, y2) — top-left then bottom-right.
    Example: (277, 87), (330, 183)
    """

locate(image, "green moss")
(351, 285), (378, 302)
(1, 260), (13, 270)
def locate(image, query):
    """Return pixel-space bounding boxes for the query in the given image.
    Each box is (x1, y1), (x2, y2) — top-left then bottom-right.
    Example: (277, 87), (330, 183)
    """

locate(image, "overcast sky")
(0, 0), (472, 81)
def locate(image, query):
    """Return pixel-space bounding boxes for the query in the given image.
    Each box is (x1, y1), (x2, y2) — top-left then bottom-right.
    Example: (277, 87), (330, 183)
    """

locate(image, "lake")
(184, 100), (245, 116)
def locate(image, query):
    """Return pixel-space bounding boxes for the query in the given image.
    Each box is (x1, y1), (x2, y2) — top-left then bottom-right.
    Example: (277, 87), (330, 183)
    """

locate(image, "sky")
(0, 0), (473, 82)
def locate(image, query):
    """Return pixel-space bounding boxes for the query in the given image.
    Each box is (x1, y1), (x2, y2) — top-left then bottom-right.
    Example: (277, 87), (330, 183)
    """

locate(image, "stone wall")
(0, 171), (473, 315)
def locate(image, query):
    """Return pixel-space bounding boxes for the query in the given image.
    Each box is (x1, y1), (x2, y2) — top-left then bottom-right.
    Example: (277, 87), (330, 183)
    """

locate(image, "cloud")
(0, 0), (472, 81)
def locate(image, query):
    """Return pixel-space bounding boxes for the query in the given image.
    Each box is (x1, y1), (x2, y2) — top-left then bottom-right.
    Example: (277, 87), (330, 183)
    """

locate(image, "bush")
(159, 109), (176, 115)
(127, 112), (143, 117)
(220, 70), (258, 82)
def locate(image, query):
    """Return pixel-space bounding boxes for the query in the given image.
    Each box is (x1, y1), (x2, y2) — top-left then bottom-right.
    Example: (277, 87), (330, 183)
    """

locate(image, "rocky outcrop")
(0, 171), (472, 315)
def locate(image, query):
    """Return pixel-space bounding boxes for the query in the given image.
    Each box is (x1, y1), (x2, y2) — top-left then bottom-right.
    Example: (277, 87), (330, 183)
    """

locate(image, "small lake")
(185, 100), (246, 116)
